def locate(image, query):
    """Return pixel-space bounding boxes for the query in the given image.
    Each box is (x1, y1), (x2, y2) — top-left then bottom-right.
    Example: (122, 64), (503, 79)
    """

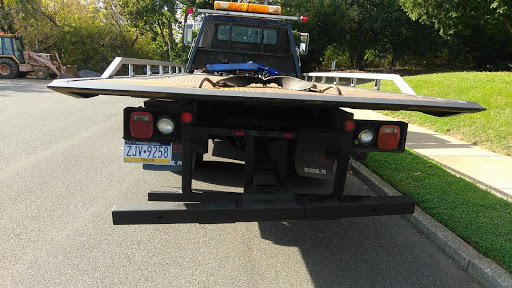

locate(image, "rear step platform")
(112, 192), (415, 224)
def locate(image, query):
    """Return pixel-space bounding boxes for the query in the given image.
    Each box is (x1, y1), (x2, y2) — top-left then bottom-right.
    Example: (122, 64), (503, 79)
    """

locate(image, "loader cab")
(0, 34), (25, 64)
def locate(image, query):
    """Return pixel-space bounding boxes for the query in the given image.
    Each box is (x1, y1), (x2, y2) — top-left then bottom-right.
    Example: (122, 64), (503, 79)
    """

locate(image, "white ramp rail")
(101, 57), (186, 78)
(303, 72), (416, 95)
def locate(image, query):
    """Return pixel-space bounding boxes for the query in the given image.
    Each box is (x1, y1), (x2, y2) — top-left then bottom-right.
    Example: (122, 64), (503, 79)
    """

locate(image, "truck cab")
(187, 15), (301, 77)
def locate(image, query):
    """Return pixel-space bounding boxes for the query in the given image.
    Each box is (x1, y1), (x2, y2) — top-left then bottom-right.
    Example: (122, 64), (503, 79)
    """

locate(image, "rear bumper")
(112, 194), (415, 224)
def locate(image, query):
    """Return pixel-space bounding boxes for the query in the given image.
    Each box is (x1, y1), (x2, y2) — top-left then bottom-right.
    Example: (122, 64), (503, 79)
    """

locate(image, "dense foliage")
(282, 0), (512, 71)
(280, 0), (449, 70)
(1, 0), (511, 72)
(400, 0), (512, 65)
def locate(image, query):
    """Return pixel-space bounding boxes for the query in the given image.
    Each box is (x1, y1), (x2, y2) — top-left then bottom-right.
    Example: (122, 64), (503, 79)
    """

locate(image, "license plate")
(124, 141), (180, 165)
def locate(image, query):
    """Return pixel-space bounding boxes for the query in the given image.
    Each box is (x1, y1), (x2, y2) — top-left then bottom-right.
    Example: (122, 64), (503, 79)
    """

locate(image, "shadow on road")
(0, 79), (54, 95)
(257, 215), (480, 287)
(406, 131), (474, 150)
(255, 175), (482, 287)
(170, 161), (245, 188)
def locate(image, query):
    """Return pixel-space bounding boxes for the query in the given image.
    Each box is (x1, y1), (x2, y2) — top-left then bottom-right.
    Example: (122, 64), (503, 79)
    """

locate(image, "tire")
(34, 67), (49, 80)
(0, 58), (19, 79)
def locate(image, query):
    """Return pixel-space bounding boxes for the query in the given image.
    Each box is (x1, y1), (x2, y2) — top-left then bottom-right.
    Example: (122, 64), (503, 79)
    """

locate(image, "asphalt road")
(0, 78), (482, 287)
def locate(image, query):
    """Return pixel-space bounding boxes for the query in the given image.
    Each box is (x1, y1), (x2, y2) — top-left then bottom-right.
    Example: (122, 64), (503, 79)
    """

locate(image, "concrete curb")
(349, 159), (512, 288)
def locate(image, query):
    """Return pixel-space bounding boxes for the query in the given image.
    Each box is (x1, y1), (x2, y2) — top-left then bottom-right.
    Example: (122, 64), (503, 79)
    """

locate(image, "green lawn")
(365, 149), (512, 271)
(356, 72), (512, 271)
(361, 72), (512, 156)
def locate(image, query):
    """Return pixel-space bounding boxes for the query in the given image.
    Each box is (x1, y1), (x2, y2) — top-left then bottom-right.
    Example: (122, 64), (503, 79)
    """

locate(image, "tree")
(2, 0), (147, 71)
(400, 0), (512, 35)
(118, 0), (179, 61)
(178, 0), (212, 51)
(493, 0), (512, 33)
(399, 0), (512, 64)
(0, 0), (16, 33)
(282, 0), (441, 70)
(278, 0), (349, 70)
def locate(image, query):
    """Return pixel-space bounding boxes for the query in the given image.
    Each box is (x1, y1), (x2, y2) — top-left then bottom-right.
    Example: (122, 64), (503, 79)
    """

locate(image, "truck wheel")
(35, 67), (49, 80)
(0, 58), (19, 79)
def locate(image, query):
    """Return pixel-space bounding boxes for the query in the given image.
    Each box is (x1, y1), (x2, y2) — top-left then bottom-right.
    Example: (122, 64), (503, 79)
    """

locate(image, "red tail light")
(130, 112), (153, 138)
(300, 16), (308, 22)
(181, 112), (193, 123)
(344, 120), (355, 132)
(378, 125), (400, 150)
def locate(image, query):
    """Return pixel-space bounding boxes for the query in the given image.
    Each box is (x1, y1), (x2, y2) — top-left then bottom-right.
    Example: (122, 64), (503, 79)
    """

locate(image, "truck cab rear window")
(217, 24), (277, 45)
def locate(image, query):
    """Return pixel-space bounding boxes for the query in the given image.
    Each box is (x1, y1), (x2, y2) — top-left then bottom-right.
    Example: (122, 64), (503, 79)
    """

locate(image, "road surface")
(0, 78), (482, 287)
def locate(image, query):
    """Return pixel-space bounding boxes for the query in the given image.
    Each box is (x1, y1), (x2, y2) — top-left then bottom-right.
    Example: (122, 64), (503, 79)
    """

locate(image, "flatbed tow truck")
(48, 2), (485, 225)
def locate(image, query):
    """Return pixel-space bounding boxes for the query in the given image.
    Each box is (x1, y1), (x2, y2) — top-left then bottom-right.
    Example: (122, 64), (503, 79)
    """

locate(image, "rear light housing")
(130, 112), (153, 138)
(124, 107), (189, 141)
(352, 120), (407, 153)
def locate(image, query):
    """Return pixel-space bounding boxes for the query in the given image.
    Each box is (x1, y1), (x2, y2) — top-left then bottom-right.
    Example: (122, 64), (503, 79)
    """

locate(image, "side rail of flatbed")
(303, 72), (417, 95)
(101, 57), (186, 78)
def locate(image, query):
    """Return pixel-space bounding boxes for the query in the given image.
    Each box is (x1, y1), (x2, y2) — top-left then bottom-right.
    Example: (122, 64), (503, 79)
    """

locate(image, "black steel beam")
(148, 191), (243, 202)
(112, 195), (415, 225)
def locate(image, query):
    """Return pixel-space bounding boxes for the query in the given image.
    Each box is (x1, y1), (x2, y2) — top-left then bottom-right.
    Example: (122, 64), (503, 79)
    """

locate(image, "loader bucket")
(60, 65), (79, 78)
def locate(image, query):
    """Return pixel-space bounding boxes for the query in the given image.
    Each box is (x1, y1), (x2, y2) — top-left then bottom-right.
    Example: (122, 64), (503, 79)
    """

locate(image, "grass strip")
(359, 72), (512, 156)
(364, 149), (512, 271)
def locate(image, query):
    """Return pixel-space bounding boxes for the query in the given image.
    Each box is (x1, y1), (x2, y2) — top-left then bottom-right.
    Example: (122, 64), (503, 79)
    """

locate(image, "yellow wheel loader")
(0, 33), (71, 80)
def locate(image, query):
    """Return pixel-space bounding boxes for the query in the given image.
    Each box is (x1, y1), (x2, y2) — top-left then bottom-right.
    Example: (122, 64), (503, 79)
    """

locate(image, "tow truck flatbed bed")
(48, 74), (485, 117)
(46, 4), (488, 225)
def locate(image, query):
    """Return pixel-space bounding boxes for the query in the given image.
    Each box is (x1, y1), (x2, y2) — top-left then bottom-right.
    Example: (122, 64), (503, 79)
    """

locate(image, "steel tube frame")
(111, 123), (416, 224)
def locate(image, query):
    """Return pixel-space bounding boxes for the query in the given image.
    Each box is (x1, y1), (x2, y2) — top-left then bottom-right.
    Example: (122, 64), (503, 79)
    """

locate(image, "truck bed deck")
(48, 74), (485, 116)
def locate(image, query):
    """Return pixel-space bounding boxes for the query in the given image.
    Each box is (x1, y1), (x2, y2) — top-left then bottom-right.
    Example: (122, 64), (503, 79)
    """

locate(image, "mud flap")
(292, 130), (351, 195)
